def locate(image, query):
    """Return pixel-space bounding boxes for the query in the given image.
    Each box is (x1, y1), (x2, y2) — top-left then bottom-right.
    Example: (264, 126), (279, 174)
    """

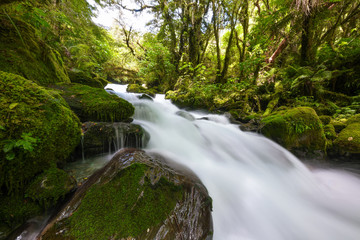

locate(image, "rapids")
(107, 84), (360, 240)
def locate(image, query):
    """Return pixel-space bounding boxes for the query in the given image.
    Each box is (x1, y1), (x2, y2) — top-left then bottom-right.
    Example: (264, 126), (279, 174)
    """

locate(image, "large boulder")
(0, 71), (81, 193)
(332, 114), (360, 157)
(39, 149), (213, 240)
(0, 71), (81, 238)
(76, 122), (150, 158)
(260, 107), (326, 157)
(53, 83), (134, 122)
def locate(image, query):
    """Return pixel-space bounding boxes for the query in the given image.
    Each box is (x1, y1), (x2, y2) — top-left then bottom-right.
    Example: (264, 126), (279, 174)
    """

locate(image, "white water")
(109, 84), (360, 240)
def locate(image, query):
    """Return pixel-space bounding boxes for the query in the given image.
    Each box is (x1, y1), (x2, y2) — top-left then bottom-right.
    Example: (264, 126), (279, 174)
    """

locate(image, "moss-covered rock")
(346, 113), (360, 125)
(127, 83), (156, 97)
(0, 71), (81, 193)
(68, 70), (107, 88)
(319, 115), (332, 125)
(40, 149), (213, 240)
(333, 123), (360, 155)
(261, 107), (326, 157)
(324, 124), (337, 140)
(332, 121), (347, 133)
(25, 167), (76, 209)
(0, 15), (69, 86)
(0, 194), (42, 238)
(54, 83), (134, 122)
(75, 122), (150, 158)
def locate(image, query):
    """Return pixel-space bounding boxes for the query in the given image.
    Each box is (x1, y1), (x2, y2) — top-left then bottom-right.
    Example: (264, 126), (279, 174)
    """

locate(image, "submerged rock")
(39, 149), (213, 240)
(260, 107), (326, 158)
(76, 122), (150, 158)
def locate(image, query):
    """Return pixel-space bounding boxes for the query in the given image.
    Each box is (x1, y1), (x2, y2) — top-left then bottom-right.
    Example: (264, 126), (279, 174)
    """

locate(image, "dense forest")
(0, 0), (359, 239)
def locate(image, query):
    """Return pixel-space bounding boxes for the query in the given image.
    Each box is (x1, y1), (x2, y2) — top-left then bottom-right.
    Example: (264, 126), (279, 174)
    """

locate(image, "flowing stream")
(107, 84), (360, 240)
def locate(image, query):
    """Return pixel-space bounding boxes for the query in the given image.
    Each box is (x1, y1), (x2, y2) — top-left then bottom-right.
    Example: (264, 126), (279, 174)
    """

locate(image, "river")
(107, 84), (360, 240)
(15, 84), (360, 240)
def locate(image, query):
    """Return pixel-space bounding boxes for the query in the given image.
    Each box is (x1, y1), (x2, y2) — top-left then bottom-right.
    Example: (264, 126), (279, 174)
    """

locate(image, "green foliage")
(2, 132), (37, 161)
(139, 34), (177, 92)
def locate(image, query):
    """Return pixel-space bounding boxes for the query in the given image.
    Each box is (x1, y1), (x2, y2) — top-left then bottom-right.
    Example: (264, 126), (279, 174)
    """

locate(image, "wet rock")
(39, 149), (213, 240)
(176, 110), (196, 121)
(75, 122), (150, 159)
(138, 93), (154, 101)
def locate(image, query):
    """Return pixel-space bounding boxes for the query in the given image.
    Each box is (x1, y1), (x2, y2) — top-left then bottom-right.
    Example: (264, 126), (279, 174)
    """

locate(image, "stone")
(39, 149), (213, 240)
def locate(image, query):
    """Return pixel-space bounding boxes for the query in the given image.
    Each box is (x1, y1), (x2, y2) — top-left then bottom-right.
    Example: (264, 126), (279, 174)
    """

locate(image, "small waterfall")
(107, 83), (360, 240)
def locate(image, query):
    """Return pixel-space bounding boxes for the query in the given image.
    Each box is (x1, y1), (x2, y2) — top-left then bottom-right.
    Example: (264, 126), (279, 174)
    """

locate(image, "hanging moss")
(0, 15), (69, 86)
(55, 83), (134, 122)
(0, 71), (81, 194)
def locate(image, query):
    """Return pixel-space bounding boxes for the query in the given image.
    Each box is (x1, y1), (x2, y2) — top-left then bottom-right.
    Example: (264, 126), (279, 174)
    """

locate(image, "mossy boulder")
(127, 83), (156, 97)
(0, 15), (69, 86)
(68, 70), (108, 88)
(75, 122), (150, 158)
(54, 83), (134, 122)
(333, 123), (360, 156)
(0, 71), (81, 193)
(261, 107), (326, 157)
(40, 149), (213, 240)
(25, 167), (76, 209)
(319, 115), (332, 125)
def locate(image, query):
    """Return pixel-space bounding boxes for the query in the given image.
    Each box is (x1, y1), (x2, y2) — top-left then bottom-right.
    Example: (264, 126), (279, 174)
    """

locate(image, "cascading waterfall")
(108, 84), (360, 240)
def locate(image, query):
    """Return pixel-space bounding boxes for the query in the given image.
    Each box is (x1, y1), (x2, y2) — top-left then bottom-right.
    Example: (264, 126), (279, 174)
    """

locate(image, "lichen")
(63, 163), (183, 239)
(55, 83), (134, 122)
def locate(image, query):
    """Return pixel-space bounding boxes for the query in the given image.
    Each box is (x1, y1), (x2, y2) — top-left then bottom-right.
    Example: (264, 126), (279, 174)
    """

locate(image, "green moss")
(261, 107), (326, 152)
(333, 123), (360, 154)
(127, 84), (156, 97)
(332, 121), (347, 133)
(64, 163), (183, 239)
(0, 194), (42, 232)
(56, 83), (134, 122)
(25, 167), (76, 209)
(0, 15), (69, 86)
(68, 70), (107, 88)
(319, 115), (332, 125)
(0, 71), (81, 193)
(346, 113), (360, 125)
(324, 124), (337, 140)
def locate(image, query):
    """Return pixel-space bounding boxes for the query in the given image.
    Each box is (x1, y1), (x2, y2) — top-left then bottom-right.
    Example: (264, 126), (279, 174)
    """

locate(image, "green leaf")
(3, 142), (15, 153)
(6, 152), (15, 161)
(9, 103), (19, 110)
(0, 125), (5, 131)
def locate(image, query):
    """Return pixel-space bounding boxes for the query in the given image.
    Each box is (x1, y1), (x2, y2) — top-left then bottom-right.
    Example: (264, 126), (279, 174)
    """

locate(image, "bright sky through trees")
(87, 0), (153, 32)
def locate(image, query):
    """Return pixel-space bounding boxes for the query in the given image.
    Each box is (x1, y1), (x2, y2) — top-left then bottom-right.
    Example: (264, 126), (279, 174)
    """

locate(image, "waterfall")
(108, 84), (360, 240)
